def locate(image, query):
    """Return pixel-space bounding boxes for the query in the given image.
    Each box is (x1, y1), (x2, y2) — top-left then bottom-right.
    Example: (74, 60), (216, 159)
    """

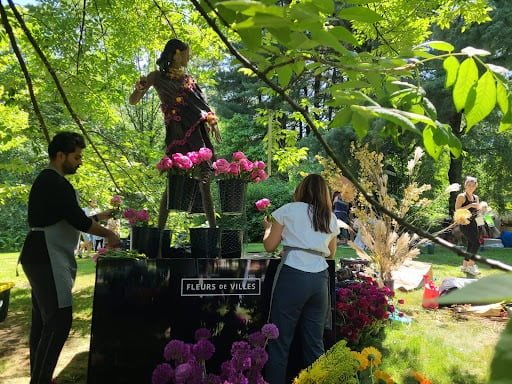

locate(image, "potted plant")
(157, 148), (213, 212)
(212, 152), (267, 213)
(123, 208), (171, 258)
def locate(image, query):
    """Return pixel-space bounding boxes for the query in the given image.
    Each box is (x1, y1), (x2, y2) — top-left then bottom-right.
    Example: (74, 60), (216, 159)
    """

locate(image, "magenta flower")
(192, 339), (215, 361)
(164, 340), (192, 363)
(152, 363), (174, 384)
(123, 208), (135, 219)
(174, 362), (193, 384)
(135, 209), (151, 223)
(239, 159), (253, 172)
(253, 161), (266, 170)
(110, 195), (122, 207)
(261, 323), (279, 340)
(398, 298), (405, 304)
(255, 198), (270, 211)
(187, 151), (202, 165)
(198, 147), (213, 161)
(248, 331), (266, 348)
(157, 156), (173, 172)
(194, 328), (212, 341)
(228, 162), (241, 176)
(232, 151), (246, 160)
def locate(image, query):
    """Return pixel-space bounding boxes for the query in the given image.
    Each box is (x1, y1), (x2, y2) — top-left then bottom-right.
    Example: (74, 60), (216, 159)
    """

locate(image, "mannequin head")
(156, 38), (190, 72)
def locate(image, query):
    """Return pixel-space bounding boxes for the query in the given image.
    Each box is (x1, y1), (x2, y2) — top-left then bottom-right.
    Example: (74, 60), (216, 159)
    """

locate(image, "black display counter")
(87, 258), (336, 384)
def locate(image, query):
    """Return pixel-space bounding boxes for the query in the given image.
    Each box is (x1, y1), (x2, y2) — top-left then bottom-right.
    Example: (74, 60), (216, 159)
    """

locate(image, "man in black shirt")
(20, 132), (120, 384)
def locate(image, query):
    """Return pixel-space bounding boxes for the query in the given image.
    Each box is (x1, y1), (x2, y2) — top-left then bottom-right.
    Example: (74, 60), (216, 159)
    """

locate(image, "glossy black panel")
(87, 258), (336, 384)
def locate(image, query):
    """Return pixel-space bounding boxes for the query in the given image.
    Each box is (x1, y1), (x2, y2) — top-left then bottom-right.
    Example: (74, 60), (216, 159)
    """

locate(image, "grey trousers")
(265, 264), (329, 384)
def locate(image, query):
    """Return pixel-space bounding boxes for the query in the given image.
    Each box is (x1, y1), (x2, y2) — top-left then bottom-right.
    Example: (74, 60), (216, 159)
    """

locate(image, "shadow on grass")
(54, 351), (89, 384)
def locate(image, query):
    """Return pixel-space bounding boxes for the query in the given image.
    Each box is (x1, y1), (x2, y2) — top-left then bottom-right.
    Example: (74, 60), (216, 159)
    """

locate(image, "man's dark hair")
(48, 131), (86, 160)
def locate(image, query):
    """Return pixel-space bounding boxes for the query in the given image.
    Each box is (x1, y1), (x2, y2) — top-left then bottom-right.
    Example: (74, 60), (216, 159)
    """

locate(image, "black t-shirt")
(27, 168), (92, 231)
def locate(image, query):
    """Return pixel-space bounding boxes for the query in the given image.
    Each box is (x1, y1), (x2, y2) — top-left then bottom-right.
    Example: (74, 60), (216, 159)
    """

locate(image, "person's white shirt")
(272, 202), (339, 273)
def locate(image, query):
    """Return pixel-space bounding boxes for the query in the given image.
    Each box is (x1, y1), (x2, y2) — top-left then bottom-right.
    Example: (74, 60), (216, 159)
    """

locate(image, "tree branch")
(0, 0), (50, 144)
(6, 0), (120, 191)
(189, 0), (512, 272)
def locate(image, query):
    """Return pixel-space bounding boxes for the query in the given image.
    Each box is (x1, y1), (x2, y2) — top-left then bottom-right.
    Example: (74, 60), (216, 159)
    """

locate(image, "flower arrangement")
(255, 198), (272, 221)
(110, 195), (123, 219)
(123, 208), (152, 226)
(336, 276), (395, 347)
(320, 145), (460, 283)
(351, 346), (432, 384)
(92, 247), (146, 263)
(212, 152), (267, 183)
(292, 339), (358, 384)
(157, 148), (213, 178)
(152, 323), (279, 384)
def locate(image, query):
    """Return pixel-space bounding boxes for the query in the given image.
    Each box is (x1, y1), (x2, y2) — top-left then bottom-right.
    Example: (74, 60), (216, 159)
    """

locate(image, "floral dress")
(151, 70), (219, 156)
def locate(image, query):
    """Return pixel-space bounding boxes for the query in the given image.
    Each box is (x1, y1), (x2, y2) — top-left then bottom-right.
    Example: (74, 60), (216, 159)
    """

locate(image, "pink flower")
(110, 195), (122, 207)
(228, 162), (240, 176)
(398, 299), (405, 304)
(187, 151), (202, 165)
(98, 247), (108, 255)
(255, 198), (271, 211)
(213, 158), (230, 175)
(135, 209), (151, 223)
(157, 156), (173, 172)
(123, 208), (136, 219)
(198, 147), (213, 161)
(250, 169), (267, 182)
(232, 151), (246, 161)
(253, 161), (266, 170)
(173, 154), (193, 170)
(239, 159), (253, 172)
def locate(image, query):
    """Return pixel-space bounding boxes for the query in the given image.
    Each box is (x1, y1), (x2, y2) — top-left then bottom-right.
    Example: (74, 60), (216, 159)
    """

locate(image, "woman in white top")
(263, 174), (339, 384)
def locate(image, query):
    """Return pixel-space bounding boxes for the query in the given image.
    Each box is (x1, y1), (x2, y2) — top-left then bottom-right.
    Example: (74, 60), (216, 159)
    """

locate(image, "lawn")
(0, 246), (511, 384)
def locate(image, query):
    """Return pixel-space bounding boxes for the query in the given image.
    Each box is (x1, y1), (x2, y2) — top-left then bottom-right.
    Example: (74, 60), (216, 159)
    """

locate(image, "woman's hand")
(263, 216), (273, 230)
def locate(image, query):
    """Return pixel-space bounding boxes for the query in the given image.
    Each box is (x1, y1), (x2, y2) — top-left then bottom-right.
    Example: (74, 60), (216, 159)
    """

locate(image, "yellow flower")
(373, 370), (394, 384)
(351, 351), (369, 371)
(361, 347), (382, 367)
(453, 208), (471, 225)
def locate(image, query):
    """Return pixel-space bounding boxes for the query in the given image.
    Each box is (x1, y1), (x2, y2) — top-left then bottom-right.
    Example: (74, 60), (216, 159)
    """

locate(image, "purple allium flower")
(246, 370), (266, 384)
(248, 332), (266, 348)
(203, 373), (222, 384)
(230, 341), (250, 359)
(174, 362), (193, 384)
(229, 373), (249, 384)
(249, 347), (268, 369)
(261, 323), (279, 340)
(164, 340), (192, 363)
(192, 339), (215, 361)
(220, 360), (236, 380)
(194, 327), (212, 341)
(232, 355), (252, 371)
(152, 363), (174, 384)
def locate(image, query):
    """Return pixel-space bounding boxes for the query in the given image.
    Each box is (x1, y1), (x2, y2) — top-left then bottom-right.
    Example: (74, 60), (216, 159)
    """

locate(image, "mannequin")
(130, 39), (220, 228)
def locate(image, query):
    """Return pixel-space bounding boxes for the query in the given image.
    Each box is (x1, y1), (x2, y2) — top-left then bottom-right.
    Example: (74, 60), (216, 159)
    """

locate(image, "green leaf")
(235, 14), (288, 29)
(350, 109), (370, 139)
(289, 2), (322, 24)
(338, 6), (383, 23)
(465, 71), (497, 131)
(329, 26), (359, 46)
(310, 26), (349, 54)
(490, 320), (512, 383)
(268, 27), (292, 45)
(496, 80), (509, 115)
(330, 108), (352, 128)
(394, 110), (436, 127)
(415, 40), (454, 52)
(366, 106), (421, 135)
(437, 274), (512, 305)
(443, 56), (459, 89)
(422, 126), (443, 160)
(452, 57), (478, 112)
(237, 28), (262, 50)
(421, 97), (438, 120)
(275, 64), (293, 88)
(311, 0), (334, 15)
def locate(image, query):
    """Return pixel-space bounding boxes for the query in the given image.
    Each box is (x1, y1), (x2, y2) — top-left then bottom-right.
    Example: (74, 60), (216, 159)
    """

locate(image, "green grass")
(1, 247), (511, 383)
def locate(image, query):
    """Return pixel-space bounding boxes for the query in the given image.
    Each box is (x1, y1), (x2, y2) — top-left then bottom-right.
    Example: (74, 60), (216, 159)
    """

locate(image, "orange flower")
(411, 371), (432, 384)
(351, 351), (369, 371)
(373, 369), (394, 384)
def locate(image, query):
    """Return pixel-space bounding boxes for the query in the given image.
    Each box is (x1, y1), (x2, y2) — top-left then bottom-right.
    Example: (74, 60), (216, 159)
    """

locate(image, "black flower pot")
(217, 179), (247, 213)
(219, 230), (244, 258)
(130, 226), (171, 259)
(167, 174), (199, 212)
(189, 228), (219, 258)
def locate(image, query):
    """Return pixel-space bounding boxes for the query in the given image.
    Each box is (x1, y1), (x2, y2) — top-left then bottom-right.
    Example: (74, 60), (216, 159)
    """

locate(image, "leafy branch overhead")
(198, 0), (510, 160)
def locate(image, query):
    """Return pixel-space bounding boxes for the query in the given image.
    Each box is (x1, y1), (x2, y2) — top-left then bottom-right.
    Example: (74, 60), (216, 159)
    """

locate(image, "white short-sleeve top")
(272, 202), (340, 273)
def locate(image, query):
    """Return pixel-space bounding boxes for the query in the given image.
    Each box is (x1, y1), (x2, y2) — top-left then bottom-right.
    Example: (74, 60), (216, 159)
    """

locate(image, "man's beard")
(62, 160), (78, 175)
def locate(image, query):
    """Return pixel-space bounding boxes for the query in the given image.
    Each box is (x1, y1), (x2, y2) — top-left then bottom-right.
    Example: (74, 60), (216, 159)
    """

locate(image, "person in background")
(332, 191), (351, 244)
(262, 174), (339, 384)
(455, 176), (481, 276)
(19, 132), (120, 384)
(129, 38), (220, 229)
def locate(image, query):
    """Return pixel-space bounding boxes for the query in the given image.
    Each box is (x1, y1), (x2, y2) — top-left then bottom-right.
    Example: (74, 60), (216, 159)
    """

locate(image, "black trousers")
(22, 262), (73, 384)
(460, 219), (480, 260)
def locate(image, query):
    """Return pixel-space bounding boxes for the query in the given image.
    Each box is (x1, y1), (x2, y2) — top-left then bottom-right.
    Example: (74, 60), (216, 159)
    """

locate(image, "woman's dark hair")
(294, 174), (332, 233)
(48, 131), (85, 159)
(156, 38), (189, 73)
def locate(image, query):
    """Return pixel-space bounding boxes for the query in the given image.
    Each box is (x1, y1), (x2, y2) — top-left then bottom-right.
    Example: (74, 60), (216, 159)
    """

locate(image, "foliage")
(336, 277), (395, 348)
(244, 177), (295, 243)
(292, 339), (358, 384)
